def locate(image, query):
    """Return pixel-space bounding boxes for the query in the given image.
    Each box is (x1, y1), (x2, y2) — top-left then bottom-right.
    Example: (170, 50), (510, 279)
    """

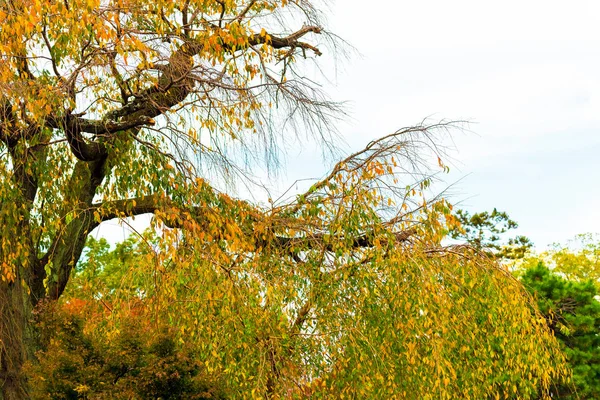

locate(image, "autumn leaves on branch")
(0, 1), (333, 308)
(38, 25), (325, 163)
(0, 0), (450, 304)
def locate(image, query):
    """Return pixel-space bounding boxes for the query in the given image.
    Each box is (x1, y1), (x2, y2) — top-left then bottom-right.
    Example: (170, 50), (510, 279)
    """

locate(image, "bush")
(26, 301), (226, 399)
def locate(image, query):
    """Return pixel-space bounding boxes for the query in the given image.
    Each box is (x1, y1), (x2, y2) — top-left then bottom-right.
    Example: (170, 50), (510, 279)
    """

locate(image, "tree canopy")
(537, 234), (600, 284)
(0, 0), (570, 398)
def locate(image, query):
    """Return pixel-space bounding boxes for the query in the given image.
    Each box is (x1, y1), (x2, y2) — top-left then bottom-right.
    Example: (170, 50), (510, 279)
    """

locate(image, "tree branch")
(63, 120), (107, 162)
(90, 195), (417, 252)
(248, 25), (322, 56)
(36, 158), (108, 302)
(269, 228), (416, 253)
(89, 195), (165, 229)
(44, 23), (322, 162)
(102, 24), (322, 123)
(45, 114), (156, 161)
(235, 0), (257, 22)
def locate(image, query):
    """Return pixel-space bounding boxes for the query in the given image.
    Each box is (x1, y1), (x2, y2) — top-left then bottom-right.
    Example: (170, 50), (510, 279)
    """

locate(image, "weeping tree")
(0, 0), (568, 398)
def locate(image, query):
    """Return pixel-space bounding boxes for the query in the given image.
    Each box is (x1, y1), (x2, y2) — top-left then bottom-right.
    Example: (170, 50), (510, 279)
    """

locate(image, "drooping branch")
(36, 122), (451, 302)
(89, 193), (417, 255)
(286, 122), (460, 216)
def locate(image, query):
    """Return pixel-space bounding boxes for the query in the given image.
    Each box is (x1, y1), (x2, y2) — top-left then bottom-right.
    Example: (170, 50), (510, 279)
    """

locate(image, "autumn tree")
(32, 211), (571, 398)
(0, 1), (337, 397)
(514, 234), (600, 399)
(543, 233), (600, 284)
(0, 0), (568, 398)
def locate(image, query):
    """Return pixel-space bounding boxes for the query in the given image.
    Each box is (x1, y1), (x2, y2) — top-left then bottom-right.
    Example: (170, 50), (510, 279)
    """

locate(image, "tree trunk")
(0, 269), (31, 400)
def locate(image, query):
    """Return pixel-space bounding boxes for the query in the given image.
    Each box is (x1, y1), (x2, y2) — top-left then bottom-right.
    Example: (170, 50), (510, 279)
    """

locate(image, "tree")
(449, 208), (533, 260)
(0, 1), (337, 396)
(520, 263), (600, 399)
(0, 0), (567, 398)
(543, 233), (600, 284)
(27, 298), (227, 399)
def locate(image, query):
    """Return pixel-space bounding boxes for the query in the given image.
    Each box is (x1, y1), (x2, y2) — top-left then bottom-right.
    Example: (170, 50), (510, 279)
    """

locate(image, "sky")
(96, 0), (600, 251)
(311, 0), (600, 250)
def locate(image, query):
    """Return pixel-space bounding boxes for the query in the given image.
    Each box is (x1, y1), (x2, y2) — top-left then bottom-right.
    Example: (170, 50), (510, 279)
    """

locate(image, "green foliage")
(67, 236), (146, 299)
(27, 300), (225, 399)
(520, 263), (600, 399)
(450, 208), (532, 260)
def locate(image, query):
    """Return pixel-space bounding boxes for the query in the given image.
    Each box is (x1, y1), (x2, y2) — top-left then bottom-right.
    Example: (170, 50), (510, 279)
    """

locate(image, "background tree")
(27, 298), (226, 399)
(517, 233), (600, 399)
(542, 233), (600, 284)
(520, 263), (600, 399)
(0, 0), (568, 398)
(449, 208), (533, 260)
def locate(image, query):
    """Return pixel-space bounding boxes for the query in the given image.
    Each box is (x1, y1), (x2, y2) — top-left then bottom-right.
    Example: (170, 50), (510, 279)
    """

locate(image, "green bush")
(521, 263), (600, 399)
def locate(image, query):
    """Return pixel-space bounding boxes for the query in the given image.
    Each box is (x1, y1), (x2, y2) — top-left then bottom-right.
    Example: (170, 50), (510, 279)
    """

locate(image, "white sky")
(96, 0), (600, 251)
(316, 0), (600, 250)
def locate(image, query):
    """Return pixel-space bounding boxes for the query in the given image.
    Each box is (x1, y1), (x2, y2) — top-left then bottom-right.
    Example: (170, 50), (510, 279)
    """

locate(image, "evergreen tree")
(520, 263), (600, 399)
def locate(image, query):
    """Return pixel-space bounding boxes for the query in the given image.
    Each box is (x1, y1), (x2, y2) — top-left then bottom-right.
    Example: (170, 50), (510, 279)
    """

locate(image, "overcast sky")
(96, 0), (600, 251)
(312, 0), (600, 250)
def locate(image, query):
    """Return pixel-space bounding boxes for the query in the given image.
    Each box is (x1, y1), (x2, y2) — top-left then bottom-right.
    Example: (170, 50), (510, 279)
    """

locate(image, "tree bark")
(0, 269), (31, 400)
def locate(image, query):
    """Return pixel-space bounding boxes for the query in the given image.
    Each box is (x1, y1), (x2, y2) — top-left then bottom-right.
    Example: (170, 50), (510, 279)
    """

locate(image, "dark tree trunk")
(0, 152), (108, 399)
(0, 268), (31, 400)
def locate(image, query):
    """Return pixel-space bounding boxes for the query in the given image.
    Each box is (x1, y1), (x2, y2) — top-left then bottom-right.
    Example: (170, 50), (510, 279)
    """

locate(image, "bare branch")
(41, 23), (62, 79)
(249, 25), (323, 56)
(236, 0), (257, 22)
